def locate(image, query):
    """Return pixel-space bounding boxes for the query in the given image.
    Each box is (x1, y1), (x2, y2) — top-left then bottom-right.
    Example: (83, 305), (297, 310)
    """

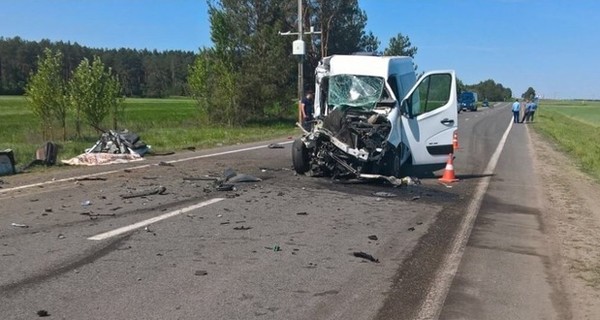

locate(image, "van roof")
(328, 55), (414, 78)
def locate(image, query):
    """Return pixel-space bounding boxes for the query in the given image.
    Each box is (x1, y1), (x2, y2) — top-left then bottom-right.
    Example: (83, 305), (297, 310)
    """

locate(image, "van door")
(400, 70), (457, 166)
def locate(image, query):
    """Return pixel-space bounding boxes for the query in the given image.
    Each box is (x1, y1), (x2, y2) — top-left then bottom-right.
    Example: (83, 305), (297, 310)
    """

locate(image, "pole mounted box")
(293, 40), (305, 55)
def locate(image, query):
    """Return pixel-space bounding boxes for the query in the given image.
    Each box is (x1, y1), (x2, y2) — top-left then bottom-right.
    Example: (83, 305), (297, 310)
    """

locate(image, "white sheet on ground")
(61, 153), (143, 166)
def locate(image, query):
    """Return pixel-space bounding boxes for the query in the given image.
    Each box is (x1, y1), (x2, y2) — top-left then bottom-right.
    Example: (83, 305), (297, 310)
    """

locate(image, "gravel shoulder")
(530, 127), (600, 319)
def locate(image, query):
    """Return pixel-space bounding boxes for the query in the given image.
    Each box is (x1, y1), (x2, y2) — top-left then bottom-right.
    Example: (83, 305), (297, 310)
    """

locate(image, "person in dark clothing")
(301, 90), (314, 131)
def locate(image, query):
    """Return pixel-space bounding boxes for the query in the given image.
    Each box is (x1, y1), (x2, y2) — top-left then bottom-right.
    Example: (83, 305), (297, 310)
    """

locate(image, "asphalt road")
(0, 103), (568, 319)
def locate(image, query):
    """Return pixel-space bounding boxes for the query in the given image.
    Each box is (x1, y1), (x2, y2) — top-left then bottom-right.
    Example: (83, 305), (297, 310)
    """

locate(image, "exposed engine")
(305, 107), (393, 178)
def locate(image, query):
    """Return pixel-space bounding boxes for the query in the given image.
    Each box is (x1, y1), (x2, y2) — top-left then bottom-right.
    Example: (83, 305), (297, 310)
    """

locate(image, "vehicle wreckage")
(292, 55), (459, 185)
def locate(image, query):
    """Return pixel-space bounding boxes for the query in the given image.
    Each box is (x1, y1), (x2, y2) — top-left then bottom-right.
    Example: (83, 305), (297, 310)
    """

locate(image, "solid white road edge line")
(416, 116), (515, 320)
(0, 140), (294, 194)
(88, 198), (225, 241)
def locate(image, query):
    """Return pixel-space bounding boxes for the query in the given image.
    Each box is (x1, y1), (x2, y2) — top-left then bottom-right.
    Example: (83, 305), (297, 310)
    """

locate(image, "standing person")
(528, 100), (538, 122)
(301, 90), (314, 131)
(512, 99), (521, 123)
(522, 100), (532, 123)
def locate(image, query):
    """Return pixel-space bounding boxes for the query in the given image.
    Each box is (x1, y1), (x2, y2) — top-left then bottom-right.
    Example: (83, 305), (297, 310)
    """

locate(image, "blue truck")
(459, 91), (478, 112)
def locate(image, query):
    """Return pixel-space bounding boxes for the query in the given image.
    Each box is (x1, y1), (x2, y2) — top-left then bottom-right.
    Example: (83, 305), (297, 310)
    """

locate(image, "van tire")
(292, 139), (310, 174)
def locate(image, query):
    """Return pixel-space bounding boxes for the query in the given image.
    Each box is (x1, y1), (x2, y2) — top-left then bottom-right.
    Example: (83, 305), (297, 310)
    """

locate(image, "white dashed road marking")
(88, 198), (225, 241)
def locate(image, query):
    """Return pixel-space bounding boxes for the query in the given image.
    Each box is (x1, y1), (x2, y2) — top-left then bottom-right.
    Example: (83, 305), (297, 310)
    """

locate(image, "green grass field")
(533, 100), (600, 180)
(0, 96), (298, 166)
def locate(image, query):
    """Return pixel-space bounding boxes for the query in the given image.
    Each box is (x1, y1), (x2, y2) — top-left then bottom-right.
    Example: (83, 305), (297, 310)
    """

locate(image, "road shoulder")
(529, 126), (600, 319)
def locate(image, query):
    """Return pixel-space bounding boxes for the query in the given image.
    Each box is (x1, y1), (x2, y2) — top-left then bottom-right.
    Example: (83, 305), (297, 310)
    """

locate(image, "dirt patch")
(529, 127), (600, 319)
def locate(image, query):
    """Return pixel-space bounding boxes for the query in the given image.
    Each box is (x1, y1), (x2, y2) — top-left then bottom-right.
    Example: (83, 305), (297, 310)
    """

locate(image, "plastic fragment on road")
(194, 270), (208, 276)
(228, 174), (262, 183)
(267, 143), (285, 149)
(11, 222), (29, 228)
(368, 235), (378, 241)
(372, 191), (396, 198)
(120, 186), (167, 199)
(352, 251), (379, 263)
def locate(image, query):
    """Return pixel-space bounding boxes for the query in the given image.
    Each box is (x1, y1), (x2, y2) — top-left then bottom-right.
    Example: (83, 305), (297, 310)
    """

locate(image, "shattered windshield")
(328, 75), (385, 110)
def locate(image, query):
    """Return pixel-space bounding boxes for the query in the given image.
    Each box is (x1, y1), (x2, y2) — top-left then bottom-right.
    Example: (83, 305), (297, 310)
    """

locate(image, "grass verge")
(0, 96), (298, 167)
(532, 101), (600, 181)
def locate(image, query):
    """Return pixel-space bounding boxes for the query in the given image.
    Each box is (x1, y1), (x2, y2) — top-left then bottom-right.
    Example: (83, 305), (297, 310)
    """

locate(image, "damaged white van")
(292, 54), (458, 184)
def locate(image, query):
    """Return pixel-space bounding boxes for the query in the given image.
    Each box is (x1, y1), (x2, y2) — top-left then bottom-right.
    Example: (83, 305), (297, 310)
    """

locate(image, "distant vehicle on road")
(459, 91), (478, 112)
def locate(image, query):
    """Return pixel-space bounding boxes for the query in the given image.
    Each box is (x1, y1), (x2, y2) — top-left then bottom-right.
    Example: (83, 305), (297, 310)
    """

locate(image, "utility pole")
(279, 0), (321, 124)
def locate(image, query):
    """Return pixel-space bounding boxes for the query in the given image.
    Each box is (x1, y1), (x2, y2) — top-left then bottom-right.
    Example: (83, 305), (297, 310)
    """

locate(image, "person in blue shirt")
(527, 101), (538, 122)
(511, 99), (521, 123)
(301, 90), (314, 131)
(522, 101), (533, 123)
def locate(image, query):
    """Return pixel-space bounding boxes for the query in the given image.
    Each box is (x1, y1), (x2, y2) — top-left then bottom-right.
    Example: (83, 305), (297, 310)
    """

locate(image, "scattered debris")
(81, 200), (92, 206)
(408, 227), (415, 231)
(144, 226), (156, 236)
(120, 186), (167, 199)
(267, 143), (285, 149)
(11, 222), (29, 228)
(266, 245), (281, 252)
(228, 174), (262, 183)
(80, 212), (116, 219)
(194, 270), (208, 276)
(110, 206), (123, 211)
(0, 149), (16, 176)
(57, 234), (65, 239)
(36, 310), (50, 317)
(368, 235), (378, 241)
(151, 151), (175, 156)
(220, 222), (231, 225)
(44, 208), (53, 213)
(353, 251), (379, 263)
(411, 196), (421, 201)
(296, 212), (308, 216)
(372, 191), (396, 198)
(416, 222), (423, 225)
(183, 176), (218, 181)
(75, 177), (107, 182)
(62, 130), (149, 166)
(158, 161), (174, 167)
(233, 226), (252, 231)
(216, 184), (235, 192)
(142, 176), (158, 180)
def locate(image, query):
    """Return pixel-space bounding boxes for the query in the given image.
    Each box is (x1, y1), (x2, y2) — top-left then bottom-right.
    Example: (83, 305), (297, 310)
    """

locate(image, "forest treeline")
(0, 36), (195, 97)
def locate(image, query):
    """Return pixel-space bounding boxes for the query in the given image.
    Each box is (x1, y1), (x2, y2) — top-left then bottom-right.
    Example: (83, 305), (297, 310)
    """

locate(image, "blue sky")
(1, 0), (598, 99)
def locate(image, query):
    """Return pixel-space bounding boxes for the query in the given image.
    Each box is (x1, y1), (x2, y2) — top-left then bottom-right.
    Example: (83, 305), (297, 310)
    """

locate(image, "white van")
(292, 54), (458, 183)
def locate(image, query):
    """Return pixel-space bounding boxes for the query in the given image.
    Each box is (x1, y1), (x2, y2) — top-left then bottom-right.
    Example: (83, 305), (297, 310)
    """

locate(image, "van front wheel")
(292, 139), (310, 174)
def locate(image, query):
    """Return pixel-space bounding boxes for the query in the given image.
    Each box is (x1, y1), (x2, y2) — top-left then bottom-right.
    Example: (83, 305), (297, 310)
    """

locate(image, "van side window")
(407, 73), (452, 117)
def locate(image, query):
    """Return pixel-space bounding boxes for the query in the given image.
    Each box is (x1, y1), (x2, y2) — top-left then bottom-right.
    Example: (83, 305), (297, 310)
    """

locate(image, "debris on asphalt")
(267, 143), (285, 149)
(144, 226), (156, 236)
(183, 176), (218, 181)
(216, 184), (235, 192)
(194, 270), (208, 276)
(416, 222), (423, 225)
(233, 226), (252, 231)
(296, 212), (308, 216)
(36, 310), (50, 317)
(120, 185), (167, 199)
(408, 227), (415, 231)
(75, 177), (107, 182)
(411, 195), (421, 201)
(10, 222), (29, 228)
(81, 200), (92, 206)
(368, 235), (378, 241)
(57, 234), (65, 239)
(265, 245), (281, 252)
(158, 161), (174, 167)
(220, 222), (231, 225)
(80, 212), (116, 219)
(353, 251), (379, 263)
(44, 208), (53, 213)
(372, 191), (396, 198)
(142, 176), (158, 180)
(228, 174), (262, 183)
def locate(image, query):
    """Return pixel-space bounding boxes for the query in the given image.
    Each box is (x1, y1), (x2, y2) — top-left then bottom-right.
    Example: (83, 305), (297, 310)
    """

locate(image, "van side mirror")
(400, 99), (410, 117)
